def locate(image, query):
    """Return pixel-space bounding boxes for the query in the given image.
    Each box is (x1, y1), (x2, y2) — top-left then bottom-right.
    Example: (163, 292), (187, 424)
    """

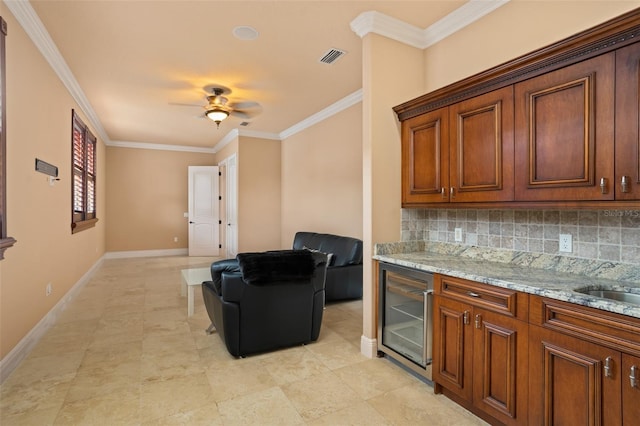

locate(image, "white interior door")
(223, 155), (238, 257)
(188, 166), (219, 256)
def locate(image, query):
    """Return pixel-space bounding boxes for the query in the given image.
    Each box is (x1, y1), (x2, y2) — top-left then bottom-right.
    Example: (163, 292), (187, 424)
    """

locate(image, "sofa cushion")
(293, 232), (362, 267)
(237, 250), (316, 284)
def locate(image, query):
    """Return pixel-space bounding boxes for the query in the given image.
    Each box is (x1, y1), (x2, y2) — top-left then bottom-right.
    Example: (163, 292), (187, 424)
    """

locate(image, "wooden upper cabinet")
(401, 87), (514, 206)
(450, 86), (514, 203)
(514, 53), (616, 201)
(401, 107), (449, 205)
(615, 43), (640, 200)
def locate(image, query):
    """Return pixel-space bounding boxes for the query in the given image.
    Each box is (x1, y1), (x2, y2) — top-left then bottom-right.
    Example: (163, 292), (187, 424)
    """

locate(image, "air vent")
(319, 48), (346, 64)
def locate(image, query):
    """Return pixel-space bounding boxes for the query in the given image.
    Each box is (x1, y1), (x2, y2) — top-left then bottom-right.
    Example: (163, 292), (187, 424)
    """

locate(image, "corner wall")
(280, 102), (363, 246)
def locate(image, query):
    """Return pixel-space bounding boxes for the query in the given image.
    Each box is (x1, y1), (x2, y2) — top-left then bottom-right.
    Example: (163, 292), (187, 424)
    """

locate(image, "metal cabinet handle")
(631, 365), (638, 388)
(467, 291), (480, 298)
(450, 187), (455, 198)
(475, 314), (482, 329)
(600, 177), (608, 195)
(604, 356), (614, 378)
(441, 187), (446, 198)
(463, 310), (470, 325)
(621, 176), (630, 193)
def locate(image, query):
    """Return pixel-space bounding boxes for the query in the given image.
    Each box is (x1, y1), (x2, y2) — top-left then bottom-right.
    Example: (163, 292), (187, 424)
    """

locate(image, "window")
(71, 110), (98, 233)
(0, 16), (16, 259)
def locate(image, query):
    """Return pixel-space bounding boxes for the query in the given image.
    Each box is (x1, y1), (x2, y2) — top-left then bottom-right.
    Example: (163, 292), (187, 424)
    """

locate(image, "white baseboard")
(104, 248), (188, 259)
(360, 335), (378, 359)
(0, 256), (104, 384)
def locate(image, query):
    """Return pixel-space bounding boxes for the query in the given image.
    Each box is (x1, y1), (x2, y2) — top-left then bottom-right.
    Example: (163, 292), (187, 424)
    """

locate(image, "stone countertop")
(374, 242), (640, 319)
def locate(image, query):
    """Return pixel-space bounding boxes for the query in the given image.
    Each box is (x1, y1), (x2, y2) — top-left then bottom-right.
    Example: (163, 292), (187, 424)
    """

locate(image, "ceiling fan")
(173, 84), (262, 128)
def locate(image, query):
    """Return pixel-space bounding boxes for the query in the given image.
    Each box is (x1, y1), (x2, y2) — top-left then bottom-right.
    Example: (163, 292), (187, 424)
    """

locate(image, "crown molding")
(351, 0), (510, 49)
(4, 0), (111, 144)
(279, 89), (363, 140)
(106, 140), (216, 154)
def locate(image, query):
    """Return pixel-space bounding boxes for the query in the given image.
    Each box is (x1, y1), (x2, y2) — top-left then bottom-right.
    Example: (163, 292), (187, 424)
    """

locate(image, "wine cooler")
(378, 262), (433, 380)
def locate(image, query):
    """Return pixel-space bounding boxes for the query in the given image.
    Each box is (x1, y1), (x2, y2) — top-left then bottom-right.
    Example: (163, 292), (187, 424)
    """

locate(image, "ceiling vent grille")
(319, 48), (346, 64)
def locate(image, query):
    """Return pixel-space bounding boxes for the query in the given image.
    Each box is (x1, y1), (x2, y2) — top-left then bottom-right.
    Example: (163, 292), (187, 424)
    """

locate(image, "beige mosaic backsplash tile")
(402, 209), (640, 265)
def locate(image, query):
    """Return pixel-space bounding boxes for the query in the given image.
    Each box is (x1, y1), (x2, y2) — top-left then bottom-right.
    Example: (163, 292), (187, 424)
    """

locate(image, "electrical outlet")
(173, 237), (178, 243)
(559, 234), (572, 253)
(454, 228), (463, 242)
(46, 283), (52, 296)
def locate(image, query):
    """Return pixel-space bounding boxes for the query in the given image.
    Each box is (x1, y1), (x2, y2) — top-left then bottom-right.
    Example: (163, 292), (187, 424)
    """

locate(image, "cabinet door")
(433, 295), (473, 401)
(529, 325), (621, 426)
(515, 53), (615, 201)
(449, 86), (514, 202)
(615, 43), (640, 200)
(472, 309), (527, 425)
(401, 107), (449, 205)
(622, 353), (640, 425)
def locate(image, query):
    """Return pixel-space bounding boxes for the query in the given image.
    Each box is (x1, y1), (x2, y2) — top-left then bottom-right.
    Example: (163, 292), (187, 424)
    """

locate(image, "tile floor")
(0, 256), (487, 425)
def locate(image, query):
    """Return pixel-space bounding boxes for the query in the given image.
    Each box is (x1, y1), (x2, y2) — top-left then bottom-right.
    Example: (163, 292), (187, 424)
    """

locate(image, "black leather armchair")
(201, 250), (328, 357)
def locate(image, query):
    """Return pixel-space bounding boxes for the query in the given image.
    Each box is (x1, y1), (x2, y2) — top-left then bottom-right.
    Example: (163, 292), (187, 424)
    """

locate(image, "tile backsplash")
(401, 209), (640, 265)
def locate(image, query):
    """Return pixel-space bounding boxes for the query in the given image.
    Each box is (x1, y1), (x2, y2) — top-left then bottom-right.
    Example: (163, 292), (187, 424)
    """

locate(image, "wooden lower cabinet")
(432, 277), (640, 425)
(528, 325), (622, 425)
(622, 353), (640, 424)
(433, 275), (528, 425)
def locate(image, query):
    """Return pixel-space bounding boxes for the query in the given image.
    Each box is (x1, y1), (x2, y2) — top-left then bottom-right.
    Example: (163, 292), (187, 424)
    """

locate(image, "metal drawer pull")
(604, 356), (614, 378)
(621, 176), (630, 193)
(475, 314), (482, 329)
(467, 291), (480, 298)
(600, 177), (608, 194)
(631, 365), (638, 388)
(463, 311), (470, 325)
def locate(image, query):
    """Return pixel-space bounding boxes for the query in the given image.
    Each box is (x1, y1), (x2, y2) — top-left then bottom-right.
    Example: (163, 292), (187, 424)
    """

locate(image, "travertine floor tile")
(0, 256), (487, 425)
(217, 387), (304, 426)
(282, 372), (363, 421)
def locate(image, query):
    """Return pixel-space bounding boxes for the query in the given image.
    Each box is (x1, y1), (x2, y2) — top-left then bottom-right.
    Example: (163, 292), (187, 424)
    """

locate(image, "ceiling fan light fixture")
(205, 108), (229, 128)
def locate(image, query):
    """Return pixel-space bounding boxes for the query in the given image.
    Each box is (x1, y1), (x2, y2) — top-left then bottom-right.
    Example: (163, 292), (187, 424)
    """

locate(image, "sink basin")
(575, 289), (640, 305)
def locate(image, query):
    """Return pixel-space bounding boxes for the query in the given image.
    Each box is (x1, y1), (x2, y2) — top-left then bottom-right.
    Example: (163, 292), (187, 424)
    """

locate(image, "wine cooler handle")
(423, 289), (434, 367)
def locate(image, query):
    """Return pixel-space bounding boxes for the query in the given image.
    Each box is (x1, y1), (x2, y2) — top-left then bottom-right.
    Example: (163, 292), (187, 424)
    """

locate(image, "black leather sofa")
(201, 250), (328, 357)
(292, 231), (363, 302)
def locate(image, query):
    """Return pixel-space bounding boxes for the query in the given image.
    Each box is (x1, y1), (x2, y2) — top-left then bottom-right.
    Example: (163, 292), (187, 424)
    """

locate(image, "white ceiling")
(10, 1), (507, 152)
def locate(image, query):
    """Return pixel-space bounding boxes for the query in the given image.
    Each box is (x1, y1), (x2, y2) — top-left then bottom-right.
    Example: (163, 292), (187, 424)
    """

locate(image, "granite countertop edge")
(373, 242), (640, 319)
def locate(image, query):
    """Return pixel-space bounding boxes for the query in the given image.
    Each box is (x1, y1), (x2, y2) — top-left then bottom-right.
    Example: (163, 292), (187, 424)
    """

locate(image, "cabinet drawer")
(435, 275), (527, 320)
(530, 295), (640, 356)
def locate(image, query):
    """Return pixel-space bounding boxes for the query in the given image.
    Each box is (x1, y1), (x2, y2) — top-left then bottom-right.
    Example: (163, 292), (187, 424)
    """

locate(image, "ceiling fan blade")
(228, 101), (260, 110)
(229, 110), (254, 119)
(169, 102), (203, 108)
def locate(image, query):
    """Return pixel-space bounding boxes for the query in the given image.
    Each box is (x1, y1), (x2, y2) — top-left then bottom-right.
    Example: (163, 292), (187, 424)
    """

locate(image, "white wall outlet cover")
(455, 228), (463, 242)
(559, 234), (572, 253)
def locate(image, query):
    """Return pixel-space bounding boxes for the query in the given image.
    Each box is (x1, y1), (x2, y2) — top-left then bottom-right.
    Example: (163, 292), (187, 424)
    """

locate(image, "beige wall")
(0, 8), (105, 359)
(237, 136), (282, 252)
(105, 147), (215, 251)
(423, 0), (638, 92)
(280, 103), (363, 246)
